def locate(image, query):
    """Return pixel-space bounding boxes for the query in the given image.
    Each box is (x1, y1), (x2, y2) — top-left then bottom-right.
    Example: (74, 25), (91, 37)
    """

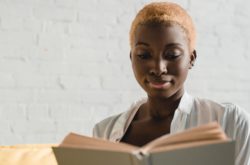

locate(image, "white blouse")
(93, 92), (250, 165)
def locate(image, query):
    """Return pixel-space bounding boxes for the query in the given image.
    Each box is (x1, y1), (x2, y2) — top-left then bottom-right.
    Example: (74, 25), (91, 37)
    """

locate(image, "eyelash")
(164, 53), (179, 60)
(137, 53), (151, 60)
(136, 52), (180, 60)
(164, 50), (182, 60)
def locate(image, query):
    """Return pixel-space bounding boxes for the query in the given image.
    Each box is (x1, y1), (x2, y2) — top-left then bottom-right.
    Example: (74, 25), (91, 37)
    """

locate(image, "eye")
(137, 52), (151, 60)
(164, 49), (182, 60)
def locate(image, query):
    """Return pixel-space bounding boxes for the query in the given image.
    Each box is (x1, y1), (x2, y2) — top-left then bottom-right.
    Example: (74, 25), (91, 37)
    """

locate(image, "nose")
(149, 59), (167, 76)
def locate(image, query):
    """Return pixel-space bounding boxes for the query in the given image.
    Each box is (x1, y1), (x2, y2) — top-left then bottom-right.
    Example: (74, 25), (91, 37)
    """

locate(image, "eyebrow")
(165, 43), (183, 48)
(135, 42), (183, 48)
(135, 41), (150, 47)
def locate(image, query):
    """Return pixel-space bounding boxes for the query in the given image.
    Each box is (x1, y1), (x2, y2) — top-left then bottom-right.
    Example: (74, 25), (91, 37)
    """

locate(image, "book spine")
(131, 151), (151, 165)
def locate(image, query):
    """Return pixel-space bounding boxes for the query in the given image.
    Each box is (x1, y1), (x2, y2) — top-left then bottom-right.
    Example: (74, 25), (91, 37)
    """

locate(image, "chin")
(147, 91), (175, 99)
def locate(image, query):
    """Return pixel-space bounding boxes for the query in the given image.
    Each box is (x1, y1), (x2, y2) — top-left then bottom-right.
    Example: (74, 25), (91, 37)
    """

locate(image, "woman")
(93, 2), (250, 165)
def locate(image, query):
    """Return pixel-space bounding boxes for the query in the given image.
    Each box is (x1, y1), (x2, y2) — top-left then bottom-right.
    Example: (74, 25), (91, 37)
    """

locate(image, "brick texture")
(0, 0), (249, 145)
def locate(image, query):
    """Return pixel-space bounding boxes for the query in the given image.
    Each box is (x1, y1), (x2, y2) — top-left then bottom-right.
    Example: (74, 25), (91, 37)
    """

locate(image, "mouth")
(147, 80), (172, 89)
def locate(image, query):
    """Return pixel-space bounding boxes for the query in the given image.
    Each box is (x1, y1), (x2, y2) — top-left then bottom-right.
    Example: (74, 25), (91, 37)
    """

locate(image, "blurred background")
(0, 0), (249, 145)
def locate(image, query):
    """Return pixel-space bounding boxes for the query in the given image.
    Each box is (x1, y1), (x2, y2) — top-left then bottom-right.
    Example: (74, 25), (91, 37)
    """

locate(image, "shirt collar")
(110, 98), (147, 142)
(177, 91), (194, 114)
(110, 92), (194, 142)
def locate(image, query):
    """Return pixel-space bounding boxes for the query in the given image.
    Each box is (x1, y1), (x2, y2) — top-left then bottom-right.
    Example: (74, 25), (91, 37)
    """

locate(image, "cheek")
(132, 61), (141, 80)
(132, 60), (148, 75)
(168, 60), (190, 76)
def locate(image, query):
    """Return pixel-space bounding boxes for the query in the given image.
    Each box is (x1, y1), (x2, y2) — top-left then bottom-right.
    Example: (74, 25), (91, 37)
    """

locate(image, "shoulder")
(92, 98), (147, 140)
(193, 97), (250, 134)
(221, 103), (250, 137)
(92, 112), (125, 139)
(190, 96), (250, 134)
(193, 97), (248, 118)
(190, 97), (229, 121)
(193, 97), (226, 112)
(219, 102), (250, 137)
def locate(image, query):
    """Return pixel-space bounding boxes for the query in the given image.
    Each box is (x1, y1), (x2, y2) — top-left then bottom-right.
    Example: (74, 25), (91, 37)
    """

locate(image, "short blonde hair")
(129, 2), (196, 51)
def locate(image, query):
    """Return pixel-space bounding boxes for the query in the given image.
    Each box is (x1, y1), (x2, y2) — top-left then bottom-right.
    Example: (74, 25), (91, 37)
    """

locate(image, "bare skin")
(121, 23), (196, 146)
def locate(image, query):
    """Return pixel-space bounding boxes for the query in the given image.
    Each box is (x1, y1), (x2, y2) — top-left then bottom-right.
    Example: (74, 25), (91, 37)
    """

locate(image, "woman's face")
(131, 24), (195, 99)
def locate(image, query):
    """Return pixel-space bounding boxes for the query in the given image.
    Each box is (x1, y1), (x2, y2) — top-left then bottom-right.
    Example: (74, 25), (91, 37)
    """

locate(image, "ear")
(189, 50), (197, 69)
(129, 51), (132, 61)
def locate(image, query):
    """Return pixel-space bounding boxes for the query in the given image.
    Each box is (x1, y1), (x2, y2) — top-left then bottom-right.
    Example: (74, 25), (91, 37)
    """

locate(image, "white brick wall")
(0, 0), (249, 145)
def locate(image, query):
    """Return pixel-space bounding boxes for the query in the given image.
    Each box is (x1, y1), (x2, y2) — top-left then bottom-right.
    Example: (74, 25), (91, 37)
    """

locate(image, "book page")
(140, 122), (228, 153)
(60, 133), (138, 153)
(59, 122), (228, 155)
(149, 139), (229, 153)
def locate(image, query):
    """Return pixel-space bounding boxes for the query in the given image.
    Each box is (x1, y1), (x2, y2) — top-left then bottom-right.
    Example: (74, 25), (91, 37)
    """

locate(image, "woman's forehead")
(134, 24), (189, 48)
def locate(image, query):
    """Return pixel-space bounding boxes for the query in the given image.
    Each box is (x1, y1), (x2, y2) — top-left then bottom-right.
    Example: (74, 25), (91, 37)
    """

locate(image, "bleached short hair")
(129, 2), (196, 51)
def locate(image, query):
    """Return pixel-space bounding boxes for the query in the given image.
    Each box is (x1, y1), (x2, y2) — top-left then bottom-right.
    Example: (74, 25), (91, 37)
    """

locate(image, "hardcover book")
(53, 122), (235, 165)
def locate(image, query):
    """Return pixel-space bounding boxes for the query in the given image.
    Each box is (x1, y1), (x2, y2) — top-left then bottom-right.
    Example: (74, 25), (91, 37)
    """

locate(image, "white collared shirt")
(93, 92), (250, 165)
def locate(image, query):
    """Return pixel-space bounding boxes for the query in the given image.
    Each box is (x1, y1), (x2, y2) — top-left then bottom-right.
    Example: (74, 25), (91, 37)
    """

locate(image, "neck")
(145, 89), (184, 119)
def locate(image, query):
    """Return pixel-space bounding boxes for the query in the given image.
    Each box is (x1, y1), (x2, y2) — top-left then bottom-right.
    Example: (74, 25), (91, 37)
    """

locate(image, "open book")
(53, 122), (235, 165)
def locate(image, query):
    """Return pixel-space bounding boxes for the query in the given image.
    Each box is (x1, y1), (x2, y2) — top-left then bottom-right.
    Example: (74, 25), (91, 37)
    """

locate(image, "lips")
(147, 79), (172, 89)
